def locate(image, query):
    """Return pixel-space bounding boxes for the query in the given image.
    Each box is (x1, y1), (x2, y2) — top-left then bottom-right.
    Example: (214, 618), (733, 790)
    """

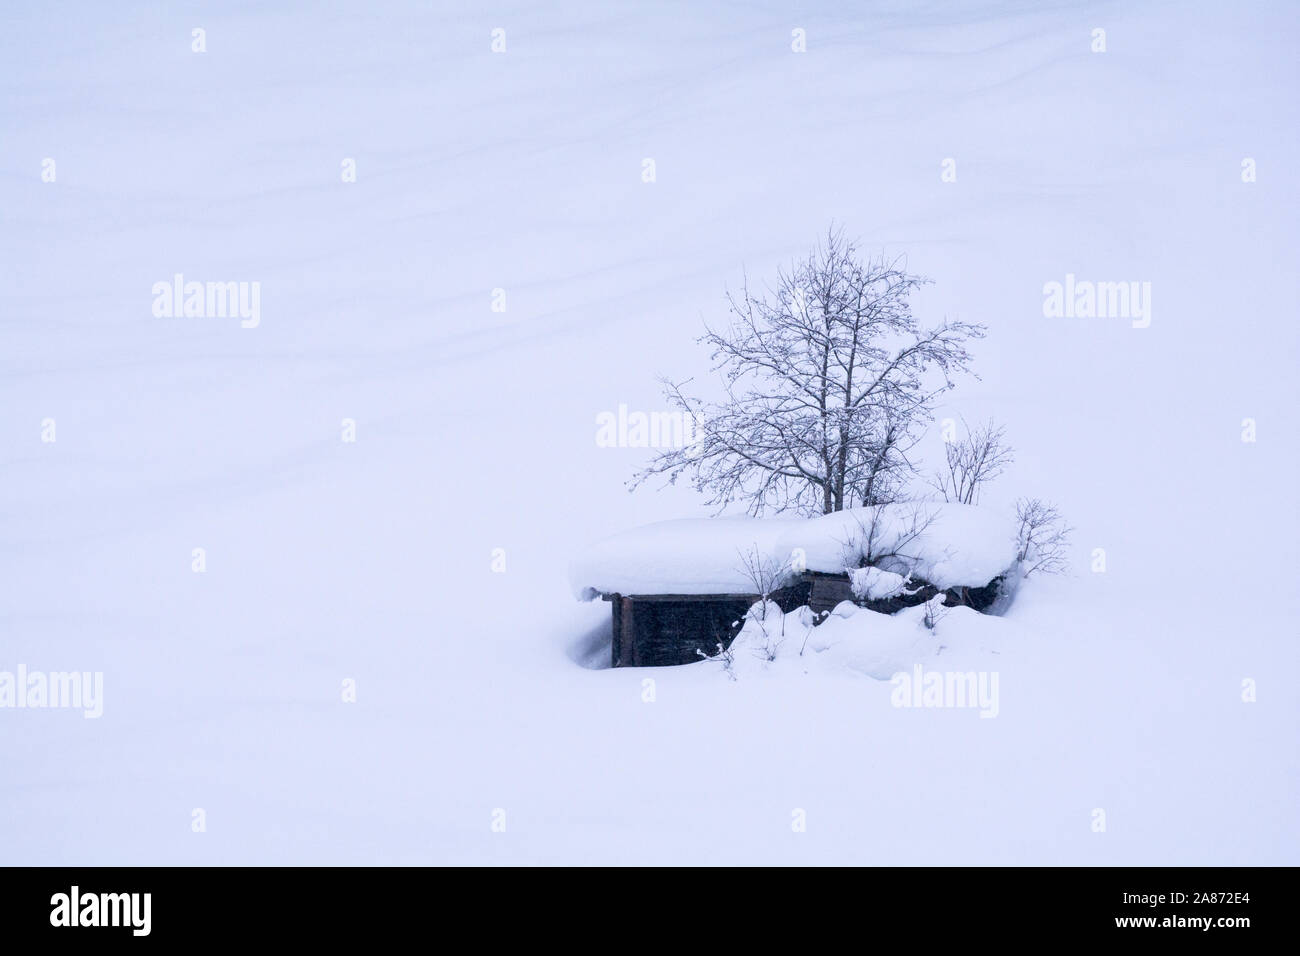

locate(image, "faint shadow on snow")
(566, 615), (613, 670)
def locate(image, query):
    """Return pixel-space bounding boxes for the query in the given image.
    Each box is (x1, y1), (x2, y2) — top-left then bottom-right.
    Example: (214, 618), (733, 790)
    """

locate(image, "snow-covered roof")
(571, 502), (1019, 600)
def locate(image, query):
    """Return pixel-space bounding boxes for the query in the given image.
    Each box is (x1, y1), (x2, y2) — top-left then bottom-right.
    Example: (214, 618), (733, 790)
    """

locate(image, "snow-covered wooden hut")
(570, 504), (1019, 667)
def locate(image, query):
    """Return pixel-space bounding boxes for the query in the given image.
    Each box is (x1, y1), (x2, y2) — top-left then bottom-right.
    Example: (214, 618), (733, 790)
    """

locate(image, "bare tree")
(837, 502), (938, 572)
(735, 542), (791, 602)
(632, 228), (985, 515)
(921, 594), (951, 631)
(1015, 497), (1071, 577)
(695, 641), (737, 679)
(931, 418), (1014, 505)
(734, 544), (793, 662)
(848, 410), (915, 510)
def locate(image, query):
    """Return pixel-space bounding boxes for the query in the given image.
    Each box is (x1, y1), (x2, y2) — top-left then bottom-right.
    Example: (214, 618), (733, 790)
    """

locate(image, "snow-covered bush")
(930, 418), (1014, 505)
(1014, 497), (1071, 577)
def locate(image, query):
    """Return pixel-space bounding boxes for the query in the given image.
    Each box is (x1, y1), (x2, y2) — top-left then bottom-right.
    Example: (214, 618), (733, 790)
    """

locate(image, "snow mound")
(707, 595), (1014, 683)
(848, 566), (909, 601)
(569, 516), (805, 600)
(571, 502), (1018, 598)
(777, 503), (1018, 591)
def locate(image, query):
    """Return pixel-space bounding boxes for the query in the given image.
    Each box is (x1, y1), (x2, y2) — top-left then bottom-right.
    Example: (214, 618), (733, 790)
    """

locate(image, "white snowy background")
(2, 0), (1297, 864)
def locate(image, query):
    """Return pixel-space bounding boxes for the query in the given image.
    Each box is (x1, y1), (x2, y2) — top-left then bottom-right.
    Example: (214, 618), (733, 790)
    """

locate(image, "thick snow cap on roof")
(571, 502), (1019, 600)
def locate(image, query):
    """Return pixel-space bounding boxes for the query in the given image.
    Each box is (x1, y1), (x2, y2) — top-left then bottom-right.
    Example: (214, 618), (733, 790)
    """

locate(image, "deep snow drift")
(571, 502), (1018, 598)
(1, 0), (1297, 865)
(719, 596), (1008, 686)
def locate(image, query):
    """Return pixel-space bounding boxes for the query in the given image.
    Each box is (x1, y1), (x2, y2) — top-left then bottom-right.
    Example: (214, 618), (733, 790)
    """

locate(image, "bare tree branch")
(931, 418), (1014, 505)
(1015, 497), (1072, 577)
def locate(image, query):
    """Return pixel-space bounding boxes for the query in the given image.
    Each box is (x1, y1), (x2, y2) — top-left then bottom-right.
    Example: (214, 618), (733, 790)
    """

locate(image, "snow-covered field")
(2, 0), (1297, 865)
